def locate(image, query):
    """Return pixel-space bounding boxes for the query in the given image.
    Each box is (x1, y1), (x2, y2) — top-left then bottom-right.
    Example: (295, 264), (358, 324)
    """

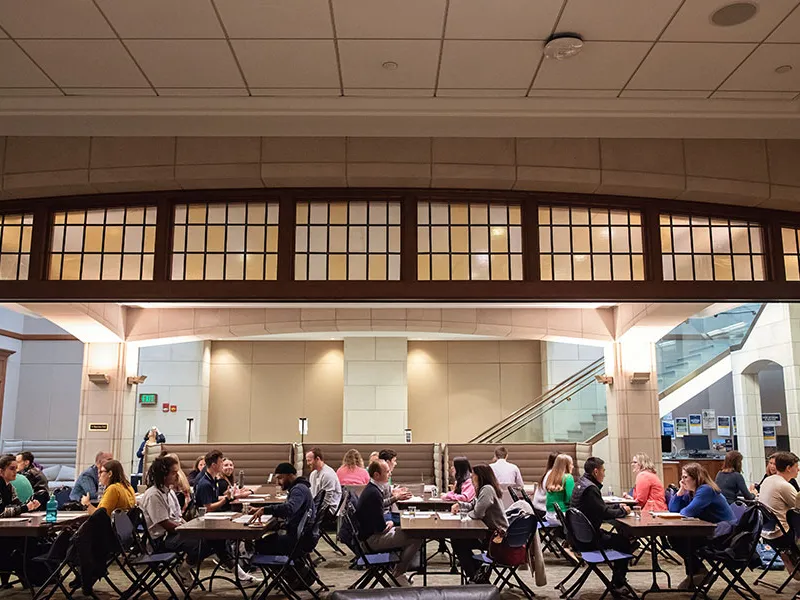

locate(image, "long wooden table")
(613, 513), (717, 598)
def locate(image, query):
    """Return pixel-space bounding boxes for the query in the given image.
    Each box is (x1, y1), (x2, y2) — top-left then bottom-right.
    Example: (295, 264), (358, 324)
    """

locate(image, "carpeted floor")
(0, 540), (795, 599)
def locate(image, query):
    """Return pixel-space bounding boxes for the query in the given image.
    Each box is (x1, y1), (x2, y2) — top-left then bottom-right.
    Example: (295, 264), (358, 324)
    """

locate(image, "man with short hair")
(355, 459), (421, 586)
(70, 451), (112, 502)
(570, 456), (633, 596)
(306, 447), (342, 513)
(194, 449), (231, 513)
(490, 446), (524, 487)
(376, 448), (410, 525)
(15, 452), (49, 507)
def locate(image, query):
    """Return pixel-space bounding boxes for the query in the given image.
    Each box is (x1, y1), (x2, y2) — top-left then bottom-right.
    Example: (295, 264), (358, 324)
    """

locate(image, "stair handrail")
(469, 357), (605, 443)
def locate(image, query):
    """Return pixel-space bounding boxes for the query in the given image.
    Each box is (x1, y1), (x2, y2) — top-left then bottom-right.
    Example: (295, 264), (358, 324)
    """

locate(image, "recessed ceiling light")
(710, 2), (758, 27)
(382, 61), (398, 71)
(543, 33), (584, 60)
(775, 64), (793, 74)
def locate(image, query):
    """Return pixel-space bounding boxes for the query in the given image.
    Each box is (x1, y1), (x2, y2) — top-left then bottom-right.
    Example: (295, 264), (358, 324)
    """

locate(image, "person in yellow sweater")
(81, 459), (135, 515)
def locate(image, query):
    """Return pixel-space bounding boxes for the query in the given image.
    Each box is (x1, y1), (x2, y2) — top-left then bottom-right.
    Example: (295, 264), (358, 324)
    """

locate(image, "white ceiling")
(0, 0), (798, 100)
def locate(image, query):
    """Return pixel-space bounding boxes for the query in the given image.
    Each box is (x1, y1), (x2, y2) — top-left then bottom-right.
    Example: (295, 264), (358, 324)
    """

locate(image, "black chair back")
(507, 487), (520, 503)
(757, 502), (790, 537)
(504, 513), (535, 548)
(564, 508), (600, 549)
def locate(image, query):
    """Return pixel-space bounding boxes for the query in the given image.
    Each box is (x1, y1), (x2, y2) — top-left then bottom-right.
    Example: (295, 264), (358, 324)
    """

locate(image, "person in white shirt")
(490, 446), (524, 487)
(306, 447), (342, 514)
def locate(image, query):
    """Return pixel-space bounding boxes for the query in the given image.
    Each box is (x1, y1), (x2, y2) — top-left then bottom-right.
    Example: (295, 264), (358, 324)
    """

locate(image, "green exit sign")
(139, 393), (158, 405)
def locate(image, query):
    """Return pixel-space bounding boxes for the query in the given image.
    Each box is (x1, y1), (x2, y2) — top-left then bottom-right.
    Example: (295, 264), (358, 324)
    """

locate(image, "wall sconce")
(298, 417), (308, 444)
(127, 375), (147, 385)
(594, 375), (614, 385)
(630, 372), (651, 384)
(88, 373), (110, 385)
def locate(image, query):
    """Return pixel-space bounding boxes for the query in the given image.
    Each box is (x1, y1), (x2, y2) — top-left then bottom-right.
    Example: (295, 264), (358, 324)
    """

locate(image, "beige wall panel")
(211, 341), (253, 364)
(249, 364), (305, 442)
(304, 361), (344, 442)
(305, 341), (345, 364)
(499, 340), (541, 363)
(408, 341), (448, 364)
(208, 363), (252, 441)
(407, 360), (449, 442)
(500, 363), (539, 417)
(252, 341), (306, 364)
(447, 340), (500, 363)
(448, 363), (501, 442)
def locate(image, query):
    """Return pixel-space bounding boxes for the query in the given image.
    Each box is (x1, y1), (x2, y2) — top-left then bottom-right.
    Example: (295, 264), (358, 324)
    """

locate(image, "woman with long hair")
(533, 451), (558, 513)
(442, 457), (475, 502)
(219, 457), (252, 499)
(715, 450), (755, 504)
(82, 459), (135, 515)
(188, 455), (205, 487)
(449, 464), (509, 582)
(668, 462), (735, 588)
(624, 453), (667, 511)
(337, 449), (370, 485)
(545, 454), (574, 518)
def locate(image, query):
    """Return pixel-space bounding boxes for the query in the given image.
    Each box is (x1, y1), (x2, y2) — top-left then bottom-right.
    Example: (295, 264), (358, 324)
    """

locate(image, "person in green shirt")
(10, 472), (33, 504)
(545, 454), (574, 520)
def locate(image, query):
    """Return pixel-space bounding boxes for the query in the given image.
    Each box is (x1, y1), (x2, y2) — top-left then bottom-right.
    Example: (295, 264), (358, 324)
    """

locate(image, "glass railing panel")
(656, 303), (761, 393)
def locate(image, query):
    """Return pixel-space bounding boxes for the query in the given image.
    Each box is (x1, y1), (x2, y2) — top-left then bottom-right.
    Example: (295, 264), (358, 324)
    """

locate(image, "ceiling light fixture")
(710, 2), (758, 27)
(775, 64), (793, 74)
(543, 33), (584, 60)
(382, 61), (399, 71)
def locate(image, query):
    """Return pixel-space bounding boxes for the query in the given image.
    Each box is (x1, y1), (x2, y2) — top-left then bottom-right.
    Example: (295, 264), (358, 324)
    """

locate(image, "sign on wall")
(689, 414), (703, 435)
(662, 420), (675, 438)
(764, 425), (777, 447)
(139, 393), (158, 405)
(763, 413), (782, 427)
(702, 409), (716, 429)
(675, 417), (688, 437)
(717, 416), (731, 436)
(89, 423), (108, 431)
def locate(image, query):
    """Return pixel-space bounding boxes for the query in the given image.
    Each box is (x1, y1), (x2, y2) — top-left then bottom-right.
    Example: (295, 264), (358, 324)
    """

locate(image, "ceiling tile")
(620, 90), (710, 98)
(232, 40), (340, 88)
(627, 42), (755, 90)
(558, 0), (682, 41)
(95, 0), (224, 39)
(157, 88), (250, 96)
(439, 41), (539, 88)
(713, 90), (798, 99)
(662, 0), (799, 42)
(64, 88), (156, 96)
(19, 40), (148, 88)
(126, 40), (244, 88)
(215, 0), (333, 39)
(0, 0), (114, 38)
(445, 0), (561, 40)
(345, 88), (433, 97)
(437, 88), (527, 97)
(333, 0), (446, 39)
(250, 88), (341, 97)
(769, 6), (800, 42)
(339, 40), (439, 88)
(721, 43), (800, 91)
(0, 40), (54, 87)
(528, 89), (620, 97)
(533, 41), (650, 90)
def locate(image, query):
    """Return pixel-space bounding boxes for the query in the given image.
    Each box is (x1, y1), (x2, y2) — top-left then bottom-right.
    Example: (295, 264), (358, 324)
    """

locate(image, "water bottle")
(46, 496), (58, 523)
(237, 470), (245, 488)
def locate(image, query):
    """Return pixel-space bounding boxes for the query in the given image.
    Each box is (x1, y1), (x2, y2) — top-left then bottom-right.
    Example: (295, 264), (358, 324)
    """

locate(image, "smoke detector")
(543, 33), (584, 60)
(711, 2), (758, 27)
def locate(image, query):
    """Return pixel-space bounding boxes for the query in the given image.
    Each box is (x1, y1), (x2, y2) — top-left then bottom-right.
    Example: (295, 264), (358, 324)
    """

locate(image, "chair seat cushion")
(252, 554), (290, 566)
(356, 553), (398, 566)
(580, 550), (633, 563)
(132, 552), (177, 565)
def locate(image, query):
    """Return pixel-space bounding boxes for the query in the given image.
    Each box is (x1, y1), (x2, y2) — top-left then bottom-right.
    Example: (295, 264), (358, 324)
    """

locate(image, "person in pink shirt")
(442, 457), (476, 502)
(624, 452), (668, 511)
(336, 449), (370, 486)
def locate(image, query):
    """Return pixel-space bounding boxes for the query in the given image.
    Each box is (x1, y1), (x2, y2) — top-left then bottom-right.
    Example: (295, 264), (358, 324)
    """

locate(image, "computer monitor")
(683, 435), (710, 452)
(661, 435), (672, 453)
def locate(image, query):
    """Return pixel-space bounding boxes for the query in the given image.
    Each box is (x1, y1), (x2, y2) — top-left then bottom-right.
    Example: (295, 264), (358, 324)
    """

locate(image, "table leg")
(23, 536), (31, 598)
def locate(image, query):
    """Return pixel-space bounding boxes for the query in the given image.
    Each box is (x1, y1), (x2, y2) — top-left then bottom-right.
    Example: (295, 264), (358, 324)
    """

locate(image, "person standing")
(490, 446), (524, 487)
(70, 451), (112, 502)
(136, 427), (166, 478)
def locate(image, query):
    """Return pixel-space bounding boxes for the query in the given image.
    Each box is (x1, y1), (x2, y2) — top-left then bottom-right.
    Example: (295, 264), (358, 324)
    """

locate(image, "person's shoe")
(239, 574), (262, 588)
(177, 560), (194, 584)
(469, 566), (492, 584)
(611, 585), (633, 597)
(394, 574), (412, 587)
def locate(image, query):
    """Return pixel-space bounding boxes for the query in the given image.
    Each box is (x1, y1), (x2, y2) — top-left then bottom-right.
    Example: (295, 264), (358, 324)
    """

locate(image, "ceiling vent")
(711, 2), (758, 27)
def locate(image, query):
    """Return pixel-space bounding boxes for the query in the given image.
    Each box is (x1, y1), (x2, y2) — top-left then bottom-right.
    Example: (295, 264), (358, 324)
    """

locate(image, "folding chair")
(690, 504), (763, 600)
(250, 505), (327, 600)
(753, 502), (796, 591)
(470, 513), (537, 598)
(508, 486), (521, 503)
(310, 490), (328, 564)
(553, 504), (585, 595)
(341, 510), (402, 589)
(31, 528), (79, 600)
(730, 501), (749, 523)
(322, 492), (349, 557)
(113, 508), (187, 600)
(517, 486), (569, 560)
(560, 508), (637, 600)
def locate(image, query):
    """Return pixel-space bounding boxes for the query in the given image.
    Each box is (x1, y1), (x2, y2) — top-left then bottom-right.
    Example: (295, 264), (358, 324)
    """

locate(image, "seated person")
(668, 462), (735, 589)
(15, 452), (49, 507)
(188, 455), (205, 488)
(490, 446), (524, 487)
(249, 463), (315, 556)
(546, 454), (575, 520)
(9, 466), (33, 504)
(756, 453), (799, 492)
(306, 447), (342, 515)
(533, 452), (558, 514)
(0, 454), (40, 517)
(758, 451), (800, 570)
(194, 450), (233, 513)
(570, 457), (633, 596)
(81, 460), (135, 515)
(337, 449), (370, 486)
(376, 449), (411, 525)
(450, 464), (509, 583)
(70, 451), (113, 502)
(624, 453), (667, 511)
(155, 451), (192, 510)
(218, 457), (252, 500)
(715, 450), (755, 504)
(355, 460), (422, 586)
(442, 457), (475, 502)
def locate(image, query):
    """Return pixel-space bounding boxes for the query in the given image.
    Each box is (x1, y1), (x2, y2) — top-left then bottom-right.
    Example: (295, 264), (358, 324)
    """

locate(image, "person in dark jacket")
(0, 454), (40, 518)
(15, 452), (50, 507)
(250, 463), (315, 556)
(570, 456), (633, 594)
(136, 427), (166, 476)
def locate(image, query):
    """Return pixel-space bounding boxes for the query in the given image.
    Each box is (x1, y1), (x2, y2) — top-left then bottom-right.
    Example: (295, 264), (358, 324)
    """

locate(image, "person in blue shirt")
(193, 449), (232, 513)
(69, 451), (112, 502)
(668, 462), (735, 589)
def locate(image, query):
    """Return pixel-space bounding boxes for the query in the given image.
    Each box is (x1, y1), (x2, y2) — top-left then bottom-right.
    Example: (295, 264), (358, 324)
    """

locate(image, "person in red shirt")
(624, 453), (667, 511)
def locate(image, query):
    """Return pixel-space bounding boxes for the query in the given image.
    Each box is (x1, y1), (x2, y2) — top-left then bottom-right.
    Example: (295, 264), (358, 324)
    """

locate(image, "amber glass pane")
(329, 254), (347, 280)
(451, 254), (469, 280)
(491, 255), (509, 280)
(785, 256), (799, 281)
(368, 254), (386, 280)
(418, 255), (431, 280)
